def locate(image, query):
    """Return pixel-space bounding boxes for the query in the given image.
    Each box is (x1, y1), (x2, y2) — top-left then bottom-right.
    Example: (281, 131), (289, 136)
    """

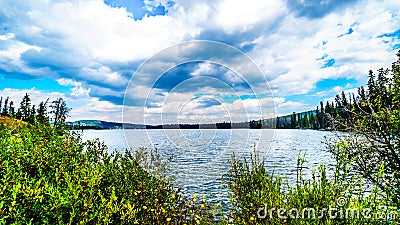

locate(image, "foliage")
(0, 120), (218, 224)
(326, 51), (400, 209)
(50, 98), (70, 129)
(225, 150), (397, 224)
(0, 94), (70, 130)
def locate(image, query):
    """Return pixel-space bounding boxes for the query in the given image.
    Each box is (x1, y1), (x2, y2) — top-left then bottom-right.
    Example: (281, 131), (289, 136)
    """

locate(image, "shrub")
(225, 150), (397, 224)
(0, 119), (215, 224)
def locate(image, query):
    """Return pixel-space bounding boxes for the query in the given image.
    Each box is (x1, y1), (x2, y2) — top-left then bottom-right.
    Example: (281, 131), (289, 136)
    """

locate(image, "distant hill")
(67, 120), (145, 129)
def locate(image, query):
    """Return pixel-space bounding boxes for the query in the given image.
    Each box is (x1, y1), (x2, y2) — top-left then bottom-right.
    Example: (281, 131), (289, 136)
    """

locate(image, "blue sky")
(0, 0), (399, 123)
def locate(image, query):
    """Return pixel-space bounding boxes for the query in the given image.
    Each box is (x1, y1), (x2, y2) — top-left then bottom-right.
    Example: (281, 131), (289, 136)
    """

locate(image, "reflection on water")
(82, 129), (335, 207)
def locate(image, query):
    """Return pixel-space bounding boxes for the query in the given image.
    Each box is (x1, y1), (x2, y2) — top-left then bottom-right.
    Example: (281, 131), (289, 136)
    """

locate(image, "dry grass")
(0, 116), (27, 129)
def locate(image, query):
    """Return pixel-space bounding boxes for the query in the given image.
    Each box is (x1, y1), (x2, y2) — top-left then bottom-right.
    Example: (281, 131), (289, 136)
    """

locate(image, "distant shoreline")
(67, 119), (331, 131)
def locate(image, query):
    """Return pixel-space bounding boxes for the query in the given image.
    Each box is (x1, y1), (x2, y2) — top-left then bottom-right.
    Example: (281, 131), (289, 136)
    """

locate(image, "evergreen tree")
(297, 113), (302, 128)
(341, 91), (348, 108)
(319, 101), (325, 129)
(37, 99), (49, 123)
(2, 97), (9, 116)
(316, 106), (320, 129)
(302, 113), (308, 128)
(50, 98), (70, 128)
(291, 112), (297, 129)
(376, 68), (390, 108)
(15, 109), (22, 120)
(330, 51), (400, 206)
(20, 93), (32, 121)
(358, 86), (367, 102)
(8, 101), (15, 117)
(367, 70), (377, 108)
(351, 93), (357, 110)
(28, 105), (36, 123)
(392, 52), (400, 109)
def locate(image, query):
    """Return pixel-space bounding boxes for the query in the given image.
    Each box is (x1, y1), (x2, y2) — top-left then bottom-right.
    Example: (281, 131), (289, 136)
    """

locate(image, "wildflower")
(166, 218), (171, 222)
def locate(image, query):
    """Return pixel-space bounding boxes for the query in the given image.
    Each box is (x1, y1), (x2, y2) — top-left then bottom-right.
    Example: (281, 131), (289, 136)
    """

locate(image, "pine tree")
(297, 113), (302, 128)
(367, 70), (377, 109)
(29, 105), (36, 123)
(50, 98), (70, 128)
(20, 93), (32, 121)
(291, 112), (297, 129)
(37, 99), (49, 123)
(392, 52), (400, 109)
(320, 101), (325, 129)
(0, 97), (2, 115)
(341, 91), (348, 108)
(377, 68), (390, 108)
(2, 97), (9, 116)
(9, 101), (15, 117)
(16, 109), (22, 120)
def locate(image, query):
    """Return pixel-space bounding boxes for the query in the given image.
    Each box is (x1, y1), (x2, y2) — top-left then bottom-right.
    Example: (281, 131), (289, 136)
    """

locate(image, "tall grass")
(225, 147), (397, 224)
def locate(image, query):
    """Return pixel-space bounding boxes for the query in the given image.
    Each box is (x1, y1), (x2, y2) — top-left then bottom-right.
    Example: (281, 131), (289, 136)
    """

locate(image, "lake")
(81, 129), (336, 207)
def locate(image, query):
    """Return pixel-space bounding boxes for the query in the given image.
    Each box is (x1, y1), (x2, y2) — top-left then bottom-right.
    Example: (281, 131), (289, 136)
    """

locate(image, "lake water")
(81, 129), (336, 207)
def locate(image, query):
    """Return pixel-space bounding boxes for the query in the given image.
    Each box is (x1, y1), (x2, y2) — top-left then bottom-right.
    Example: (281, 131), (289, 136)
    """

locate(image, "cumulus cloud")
(1, 0), (400, 122)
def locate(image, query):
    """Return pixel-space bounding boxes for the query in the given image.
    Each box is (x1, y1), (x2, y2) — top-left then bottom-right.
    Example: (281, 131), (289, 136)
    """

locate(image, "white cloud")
(1, 0), (400, 122)
(70, 86), (90, 97)
(246, 2), (400, 97)
(0, 33), (15, 41)
(57, 78), (81, 87)
(213, 0), (287, 34)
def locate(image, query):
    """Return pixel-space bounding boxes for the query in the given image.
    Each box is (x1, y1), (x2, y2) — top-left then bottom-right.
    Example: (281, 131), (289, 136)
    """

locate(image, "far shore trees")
(0, 94), (69, 129)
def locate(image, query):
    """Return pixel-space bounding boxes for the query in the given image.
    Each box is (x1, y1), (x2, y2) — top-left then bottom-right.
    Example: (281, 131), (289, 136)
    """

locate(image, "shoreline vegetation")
(0, 51), (399, 224)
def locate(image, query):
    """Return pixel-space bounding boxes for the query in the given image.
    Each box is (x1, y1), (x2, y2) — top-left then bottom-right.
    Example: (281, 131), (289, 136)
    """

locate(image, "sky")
(0, 0), (399, 124)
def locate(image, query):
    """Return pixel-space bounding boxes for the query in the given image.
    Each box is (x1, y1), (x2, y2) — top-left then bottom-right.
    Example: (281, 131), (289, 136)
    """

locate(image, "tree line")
(274, 50), (400, 207)
(0, 93), (70, 128)
(276, 55), (399, 131)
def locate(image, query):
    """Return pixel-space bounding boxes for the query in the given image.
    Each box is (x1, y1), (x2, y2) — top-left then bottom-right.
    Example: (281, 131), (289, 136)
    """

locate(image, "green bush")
(225, 150), (398, 224)
(0, 120), (215, 224)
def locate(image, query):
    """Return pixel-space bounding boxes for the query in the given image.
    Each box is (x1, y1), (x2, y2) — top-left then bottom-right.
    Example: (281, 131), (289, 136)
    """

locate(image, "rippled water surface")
(82, 129), (336, 206)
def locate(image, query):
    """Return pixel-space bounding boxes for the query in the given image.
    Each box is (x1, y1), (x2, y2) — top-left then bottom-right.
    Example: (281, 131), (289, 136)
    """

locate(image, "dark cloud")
(21, 48), (86, 72)
(286, 0), (359, 19)
(0, 69), (37, 80)
(197, 20), (283, 53)
(152, 63), (193, 90)
(151, 62), (255, 95)
(196, 97), (222, 108)
(98, 95), (124, 105)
